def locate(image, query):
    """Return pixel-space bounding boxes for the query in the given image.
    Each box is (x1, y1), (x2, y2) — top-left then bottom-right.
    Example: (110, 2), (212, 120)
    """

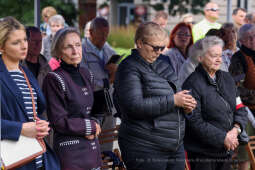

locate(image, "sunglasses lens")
(160, 47), (165, 51)
(154, 46), (165, 52)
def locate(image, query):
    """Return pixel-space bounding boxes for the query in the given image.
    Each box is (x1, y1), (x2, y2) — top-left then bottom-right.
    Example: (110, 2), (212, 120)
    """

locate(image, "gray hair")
(90, 17), (109, 31)
(51, 27), (81, 58)
(48, 14), (65, 26)
(238, 24), (255, 41)
(188, 39), (203, 62)
(200, 36), (224, 57)
(84, 21), (91, 35)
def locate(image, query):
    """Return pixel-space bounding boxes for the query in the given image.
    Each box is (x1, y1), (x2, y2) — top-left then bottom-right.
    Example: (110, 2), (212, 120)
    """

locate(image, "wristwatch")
(234, 125), (241, 134)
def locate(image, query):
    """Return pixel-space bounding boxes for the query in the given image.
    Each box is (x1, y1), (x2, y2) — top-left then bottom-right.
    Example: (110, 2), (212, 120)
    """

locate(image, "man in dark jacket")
(229, 23), (255, 170)
(22, 26), (51, 89)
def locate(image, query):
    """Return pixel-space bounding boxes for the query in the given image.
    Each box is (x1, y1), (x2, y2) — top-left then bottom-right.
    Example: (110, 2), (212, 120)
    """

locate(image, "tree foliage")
(168, 0), (210, 16)
(0, 0), (77, 26)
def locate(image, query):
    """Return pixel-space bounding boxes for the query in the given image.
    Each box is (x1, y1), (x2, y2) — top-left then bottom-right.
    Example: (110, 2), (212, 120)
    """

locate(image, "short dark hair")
(205, 29), (220, 37)
(232, 8), (247, 15)
(90, 17), (109, 31)
(26, 26), (40, 40)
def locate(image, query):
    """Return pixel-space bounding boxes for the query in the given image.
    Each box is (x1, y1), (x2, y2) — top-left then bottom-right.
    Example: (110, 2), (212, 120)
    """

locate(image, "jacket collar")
(0, 56), (27, 115)
(240, 45), (255, 63)
(0, 56), (45, 119)
(84, 37), (106, 55)
(196, 63), (223, 86)
(131, 49), (179, 91)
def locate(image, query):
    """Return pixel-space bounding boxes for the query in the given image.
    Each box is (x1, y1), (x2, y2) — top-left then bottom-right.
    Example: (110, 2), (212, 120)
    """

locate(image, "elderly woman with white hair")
(182, 36), (247, 170)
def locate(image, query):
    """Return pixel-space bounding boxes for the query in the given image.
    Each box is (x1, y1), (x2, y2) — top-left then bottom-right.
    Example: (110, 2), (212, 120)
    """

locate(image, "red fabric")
(48, 58), (61, 71)
(236, 103), (245, 110)
(185, 151), (191, 170)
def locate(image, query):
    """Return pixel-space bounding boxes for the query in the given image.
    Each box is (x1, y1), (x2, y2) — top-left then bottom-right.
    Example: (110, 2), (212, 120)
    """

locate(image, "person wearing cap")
(192, 2), (221, 42)
(43, 27), (102, 170)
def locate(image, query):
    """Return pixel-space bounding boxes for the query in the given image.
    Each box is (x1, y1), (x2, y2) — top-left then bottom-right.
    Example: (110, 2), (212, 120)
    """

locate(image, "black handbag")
(91, 79), (113, 116)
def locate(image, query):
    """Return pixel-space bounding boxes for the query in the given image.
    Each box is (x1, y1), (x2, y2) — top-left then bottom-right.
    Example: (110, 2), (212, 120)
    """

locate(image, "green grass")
(108, 26), (136, 49)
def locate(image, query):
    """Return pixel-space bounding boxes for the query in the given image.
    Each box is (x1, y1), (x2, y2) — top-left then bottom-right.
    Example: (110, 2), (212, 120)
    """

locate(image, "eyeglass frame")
(205, 8), (219, 12)
(143, 42), (165, 52)
(176, 33), (192, 38)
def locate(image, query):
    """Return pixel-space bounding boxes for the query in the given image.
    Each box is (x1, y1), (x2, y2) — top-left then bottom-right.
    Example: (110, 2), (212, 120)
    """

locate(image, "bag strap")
(20, 67), (46, 148)
(20, 67), (38, 120)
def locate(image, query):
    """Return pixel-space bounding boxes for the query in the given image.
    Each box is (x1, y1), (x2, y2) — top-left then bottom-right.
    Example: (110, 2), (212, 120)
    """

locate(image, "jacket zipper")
(218, 95), (232, 128)
(176, 109), (181, 151)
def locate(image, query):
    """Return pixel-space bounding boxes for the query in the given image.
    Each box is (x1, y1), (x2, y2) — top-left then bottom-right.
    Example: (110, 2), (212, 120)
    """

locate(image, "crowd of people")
(1, 2), (255, 170)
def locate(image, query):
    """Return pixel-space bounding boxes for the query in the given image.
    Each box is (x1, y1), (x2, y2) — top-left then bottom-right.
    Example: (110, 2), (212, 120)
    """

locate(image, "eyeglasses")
(176, 33), (192, 37)
(143, 42), (165, 52)
(206, 8), (219, 12)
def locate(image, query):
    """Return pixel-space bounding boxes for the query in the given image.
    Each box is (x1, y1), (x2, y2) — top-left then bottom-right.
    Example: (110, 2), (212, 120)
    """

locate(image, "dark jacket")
(42, 63), (102, 170)
(182, 64), (247, 157)
(0, 57), (60, 170)
(21, 54), (51, 89)
(229, 45), (255, 110)
(114, 49), (184, 152)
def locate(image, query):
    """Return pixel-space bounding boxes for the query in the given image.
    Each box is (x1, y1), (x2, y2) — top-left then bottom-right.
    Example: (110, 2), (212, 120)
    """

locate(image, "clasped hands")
(21, 117), (50, 139)
(224, 127), (239, 151)
(174, 90), (197, 113)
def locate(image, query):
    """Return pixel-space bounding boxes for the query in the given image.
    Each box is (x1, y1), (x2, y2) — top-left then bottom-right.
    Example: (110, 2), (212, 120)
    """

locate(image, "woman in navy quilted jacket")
(113, 22), (197, 170)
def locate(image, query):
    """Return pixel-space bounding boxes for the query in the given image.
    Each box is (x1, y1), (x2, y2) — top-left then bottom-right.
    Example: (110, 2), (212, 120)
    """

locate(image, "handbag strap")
(19, 67), (38, 120)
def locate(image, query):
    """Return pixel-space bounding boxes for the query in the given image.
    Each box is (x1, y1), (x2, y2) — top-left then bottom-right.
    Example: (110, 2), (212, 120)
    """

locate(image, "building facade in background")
(95, 0), (255, 31)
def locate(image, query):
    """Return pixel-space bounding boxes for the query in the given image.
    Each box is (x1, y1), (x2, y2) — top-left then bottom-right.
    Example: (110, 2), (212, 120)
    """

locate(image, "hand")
(224, 131), (239, 151)
(35, 118), (50, 139)
(183, 107), (193, 114)
(86, 135), (95, 140)
(105, 63), (118, 84)
(174, 90), (197, 110)
(21, 122), (37, 138)
(95, 123), (101, 137)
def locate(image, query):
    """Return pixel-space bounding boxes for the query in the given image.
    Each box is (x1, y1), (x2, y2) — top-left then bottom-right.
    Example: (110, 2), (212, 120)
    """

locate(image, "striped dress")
(9, 69), (43, 169)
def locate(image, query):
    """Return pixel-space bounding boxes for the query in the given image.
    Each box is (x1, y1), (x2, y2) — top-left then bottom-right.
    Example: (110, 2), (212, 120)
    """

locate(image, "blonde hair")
(0, 16), (25, 48)
(42, 6), (57, 19)
(135, 22), (168, 45)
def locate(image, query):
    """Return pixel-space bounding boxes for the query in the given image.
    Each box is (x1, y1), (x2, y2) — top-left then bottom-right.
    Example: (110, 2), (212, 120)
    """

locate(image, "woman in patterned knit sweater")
(0, 17), (60, 170)
(43, 27), (102, 170)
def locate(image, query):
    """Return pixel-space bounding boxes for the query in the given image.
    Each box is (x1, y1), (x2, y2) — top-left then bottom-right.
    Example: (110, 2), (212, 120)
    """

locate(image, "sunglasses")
(206, 8), (219, 12)
(143, 42), (165, 52)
